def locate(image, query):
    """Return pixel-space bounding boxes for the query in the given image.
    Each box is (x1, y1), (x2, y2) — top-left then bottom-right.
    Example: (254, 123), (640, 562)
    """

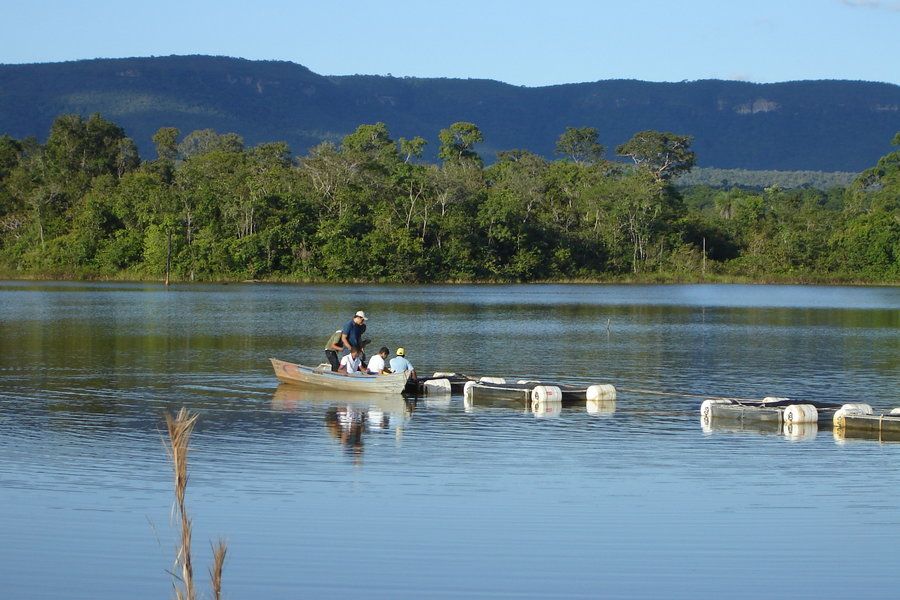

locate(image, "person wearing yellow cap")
(388, 347), (416, 380)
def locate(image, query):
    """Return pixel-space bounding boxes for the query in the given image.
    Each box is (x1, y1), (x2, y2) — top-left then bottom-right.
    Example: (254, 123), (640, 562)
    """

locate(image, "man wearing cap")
(340, 311), (368, 356)
(389, 347), (416, 380)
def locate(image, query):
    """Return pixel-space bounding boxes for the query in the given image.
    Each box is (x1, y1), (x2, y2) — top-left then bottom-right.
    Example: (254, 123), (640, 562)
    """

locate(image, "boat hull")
(270, 358), (408, 394)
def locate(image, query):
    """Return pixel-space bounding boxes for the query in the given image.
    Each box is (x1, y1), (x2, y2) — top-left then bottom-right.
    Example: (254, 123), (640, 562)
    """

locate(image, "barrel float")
(463, 380), (476, 401)
(423, 378), (451, 396)
(833, 403), (874, 427)
(532, 399), (562, 418)
(432, 372), (456, 377)
(783, 404), (818, 424)
(762, 396), (790, 403)
(587, 384), (616, 401)
(531, 385), (562, 403)
(479, 376), (506, 384)
(891, 408), (900, 416)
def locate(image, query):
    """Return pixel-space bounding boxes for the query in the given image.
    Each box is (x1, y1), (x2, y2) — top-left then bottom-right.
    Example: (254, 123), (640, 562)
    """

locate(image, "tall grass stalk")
(164, 408), (228, 600)
(210, 539), (227, 600)
(164, 408), (199, 600)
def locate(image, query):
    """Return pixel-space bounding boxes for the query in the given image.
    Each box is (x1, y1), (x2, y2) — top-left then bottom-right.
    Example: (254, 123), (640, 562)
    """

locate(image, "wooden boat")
(270, 358), (408, 394)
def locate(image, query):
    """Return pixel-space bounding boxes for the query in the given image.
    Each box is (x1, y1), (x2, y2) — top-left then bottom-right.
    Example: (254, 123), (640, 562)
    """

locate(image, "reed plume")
(210, 539), (227, 600)
(164, 408), (228, 600)
(165, 408), (199, 600)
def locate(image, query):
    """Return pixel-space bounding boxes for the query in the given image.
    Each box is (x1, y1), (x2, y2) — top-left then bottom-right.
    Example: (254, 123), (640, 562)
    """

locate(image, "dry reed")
(164, 408), (227, 600)
(210, 539), (227, 600)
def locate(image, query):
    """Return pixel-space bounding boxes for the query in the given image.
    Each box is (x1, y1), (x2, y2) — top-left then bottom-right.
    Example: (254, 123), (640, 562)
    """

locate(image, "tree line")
(0, 114), (897, 283)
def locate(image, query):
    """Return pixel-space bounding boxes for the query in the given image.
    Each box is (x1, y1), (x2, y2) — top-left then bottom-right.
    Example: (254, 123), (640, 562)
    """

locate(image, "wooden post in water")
(165, 226), (172, 287)
(702, 237), (706, 278)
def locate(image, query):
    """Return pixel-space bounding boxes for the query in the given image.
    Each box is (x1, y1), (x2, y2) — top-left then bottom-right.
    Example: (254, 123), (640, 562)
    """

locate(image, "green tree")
(617, 130), (695, 181)
(555, 127), (604, 165)
(438, 122), (483, 164)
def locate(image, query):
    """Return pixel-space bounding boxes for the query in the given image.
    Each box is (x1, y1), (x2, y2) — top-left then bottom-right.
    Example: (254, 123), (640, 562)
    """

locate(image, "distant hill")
(1, 55), (898, 171)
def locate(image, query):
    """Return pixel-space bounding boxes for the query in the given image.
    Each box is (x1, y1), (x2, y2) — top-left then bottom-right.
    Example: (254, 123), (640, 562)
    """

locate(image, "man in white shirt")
(366, 347), (390, 374)
(389, 347), (416, 380)
(338, 346), (363, 374)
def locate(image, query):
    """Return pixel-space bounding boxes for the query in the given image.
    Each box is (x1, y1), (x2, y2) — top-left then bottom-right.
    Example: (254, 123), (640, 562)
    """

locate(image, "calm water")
(1, 282), (898, 599)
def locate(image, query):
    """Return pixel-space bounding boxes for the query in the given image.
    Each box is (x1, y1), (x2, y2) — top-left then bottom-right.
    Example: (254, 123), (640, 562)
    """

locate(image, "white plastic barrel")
(463, 380), (476, 401)
(762, 396), (790, 404)
(423, 378), (451, 396)
(531, 385), (562, 403)
(891, 408), (900, 416)
(586, 384), (616, 401)
(783, 404), (818, 424)
(833, 404), (871, 427)
(532, 399), (562, 418)
(432, 372), (456, 377)
(479, 376), (506, 384)
(840, 403), (873, 415)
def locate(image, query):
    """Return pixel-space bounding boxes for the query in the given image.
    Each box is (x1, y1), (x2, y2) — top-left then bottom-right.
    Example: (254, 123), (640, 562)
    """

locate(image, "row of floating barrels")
(701, 398), (900, 441)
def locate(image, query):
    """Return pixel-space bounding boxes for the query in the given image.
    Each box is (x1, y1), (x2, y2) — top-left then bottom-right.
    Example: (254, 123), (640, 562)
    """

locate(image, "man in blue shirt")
(340, 311), (367, 354)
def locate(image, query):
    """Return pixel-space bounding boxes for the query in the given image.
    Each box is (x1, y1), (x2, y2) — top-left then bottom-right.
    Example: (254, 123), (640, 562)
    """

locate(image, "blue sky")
(2, 0), (898, 86)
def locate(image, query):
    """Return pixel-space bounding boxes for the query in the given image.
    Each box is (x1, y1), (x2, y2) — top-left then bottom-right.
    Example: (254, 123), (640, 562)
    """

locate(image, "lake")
(1, 281), (898, 599)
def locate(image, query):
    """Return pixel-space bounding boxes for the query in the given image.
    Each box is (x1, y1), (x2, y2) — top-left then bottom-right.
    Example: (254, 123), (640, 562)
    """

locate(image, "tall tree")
(438, 122), (483, 164)
(616, 130), (695, 181)
(555, 127), (604, 165)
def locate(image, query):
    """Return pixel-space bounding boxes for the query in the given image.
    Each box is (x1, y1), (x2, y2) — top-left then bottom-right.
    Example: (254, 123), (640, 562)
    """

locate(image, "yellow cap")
(396, 347), (405, 356)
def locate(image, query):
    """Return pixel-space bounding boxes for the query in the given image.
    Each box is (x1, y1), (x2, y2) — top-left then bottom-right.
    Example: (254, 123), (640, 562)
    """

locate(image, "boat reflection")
(272, 384), (415, 461)
(586, 399), (616, 417)
(700, 415), (818, 441)
(531, 399), (561, 419)
(833, 425), (900, 444)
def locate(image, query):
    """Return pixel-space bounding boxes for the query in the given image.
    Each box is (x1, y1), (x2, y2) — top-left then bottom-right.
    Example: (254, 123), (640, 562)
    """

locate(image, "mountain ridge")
(1, 54), (898, 171)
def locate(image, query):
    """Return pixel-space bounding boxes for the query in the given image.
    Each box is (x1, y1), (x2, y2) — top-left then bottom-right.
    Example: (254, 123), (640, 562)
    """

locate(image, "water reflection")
(531, 399), (562, 419)
(586, 399), (617, 417)
(271, 385), (414, 461)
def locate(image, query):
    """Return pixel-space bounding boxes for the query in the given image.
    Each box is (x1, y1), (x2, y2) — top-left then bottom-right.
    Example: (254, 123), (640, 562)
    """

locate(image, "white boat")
(269, 358), (408, 394)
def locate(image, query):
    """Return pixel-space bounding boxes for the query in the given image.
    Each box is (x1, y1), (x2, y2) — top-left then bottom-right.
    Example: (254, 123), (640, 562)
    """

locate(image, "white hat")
(355, 310), (368, 320)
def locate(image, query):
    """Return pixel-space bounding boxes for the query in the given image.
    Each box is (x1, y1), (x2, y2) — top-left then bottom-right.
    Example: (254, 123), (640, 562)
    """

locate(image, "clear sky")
(2, 0), (898, 86)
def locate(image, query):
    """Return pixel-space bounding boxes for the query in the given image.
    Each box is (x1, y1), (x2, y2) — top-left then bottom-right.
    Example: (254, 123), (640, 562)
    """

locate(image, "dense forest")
(2, 56), (899, 171)
(0, 114), (897, 283)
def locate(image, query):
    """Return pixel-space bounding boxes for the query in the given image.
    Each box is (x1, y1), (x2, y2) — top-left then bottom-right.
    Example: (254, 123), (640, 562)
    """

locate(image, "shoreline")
(1, 271), (896, 287)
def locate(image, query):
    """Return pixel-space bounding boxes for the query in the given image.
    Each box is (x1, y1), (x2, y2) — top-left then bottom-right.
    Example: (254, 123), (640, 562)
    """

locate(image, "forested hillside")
(1, 55), (898, 171)
(0, 115), (897, 283)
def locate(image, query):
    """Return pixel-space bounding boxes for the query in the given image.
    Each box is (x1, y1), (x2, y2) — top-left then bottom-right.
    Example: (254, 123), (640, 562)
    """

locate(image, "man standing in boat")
(341, 311), (368, 355)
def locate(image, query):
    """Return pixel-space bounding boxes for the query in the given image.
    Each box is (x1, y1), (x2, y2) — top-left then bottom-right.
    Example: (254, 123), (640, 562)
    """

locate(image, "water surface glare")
(1, 282), (898, 599)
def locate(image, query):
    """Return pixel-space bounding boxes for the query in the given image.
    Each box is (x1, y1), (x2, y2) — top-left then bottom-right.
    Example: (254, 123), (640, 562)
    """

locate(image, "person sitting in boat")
(366, 347), (390, 374)
(340, 311), (368, 356)
(389, 347), (416, 380)
(358, 338), (372, 370)
(338, 346), (363, 374)
(324, 329), (344, 372)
